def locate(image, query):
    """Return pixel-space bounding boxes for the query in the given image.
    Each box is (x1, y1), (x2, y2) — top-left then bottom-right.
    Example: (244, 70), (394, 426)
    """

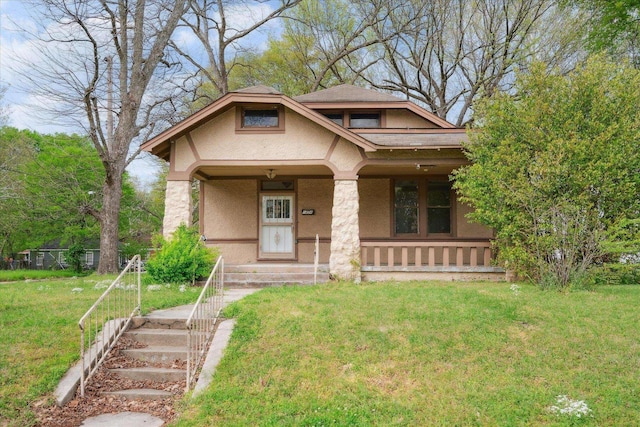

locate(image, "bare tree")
(367, 0), (586, 126)
(15, 0), (188, 273)
(174, 0), (302, 100)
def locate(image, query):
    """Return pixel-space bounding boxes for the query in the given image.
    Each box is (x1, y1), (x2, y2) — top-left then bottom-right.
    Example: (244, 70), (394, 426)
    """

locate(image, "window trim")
(348, 110), (385, 128)
(391, 177), (456, 238)
(236, 105), (285, 133)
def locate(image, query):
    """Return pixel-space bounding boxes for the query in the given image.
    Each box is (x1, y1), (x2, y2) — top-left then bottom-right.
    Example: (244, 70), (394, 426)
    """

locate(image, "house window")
(36, 253), (44, 267)
(349, 112), (380, 128)
(394, 180), (419, 234)
(242, 108), (278, 127)
(427, 182), (451, 234)
(393, 179), (454, 237)
(236, 105), (284, 132)
(86, 252), (94, 266)
(323, 112), (344, 126)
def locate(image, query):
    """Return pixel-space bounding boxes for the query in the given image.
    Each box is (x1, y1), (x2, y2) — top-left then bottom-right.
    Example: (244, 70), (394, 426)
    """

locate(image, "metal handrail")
(78, 255), (141, 397)
(186, 256), (224, 390)
(314, 234), (319, 285)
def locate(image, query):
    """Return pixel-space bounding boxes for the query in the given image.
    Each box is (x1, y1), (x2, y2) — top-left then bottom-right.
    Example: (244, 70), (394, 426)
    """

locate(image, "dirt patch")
(33, 336), (186, 427)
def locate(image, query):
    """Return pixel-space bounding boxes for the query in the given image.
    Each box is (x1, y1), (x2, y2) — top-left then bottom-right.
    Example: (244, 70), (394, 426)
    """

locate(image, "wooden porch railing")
(360, 240), (495, 270)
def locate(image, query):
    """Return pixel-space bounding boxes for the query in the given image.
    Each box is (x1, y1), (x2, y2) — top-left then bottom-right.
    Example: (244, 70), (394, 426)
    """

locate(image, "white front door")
(260, 194), (295, 259)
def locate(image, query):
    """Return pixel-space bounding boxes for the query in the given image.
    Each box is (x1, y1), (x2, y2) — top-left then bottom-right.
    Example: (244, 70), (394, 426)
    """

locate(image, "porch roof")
(358, 129), (469, 148)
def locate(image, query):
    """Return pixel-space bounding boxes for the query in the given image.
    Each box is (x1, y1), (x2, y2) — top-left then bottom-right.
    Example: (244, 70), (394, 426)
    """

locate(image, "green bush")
(581, 263), (640, 287)
(146, 225), (218, 284)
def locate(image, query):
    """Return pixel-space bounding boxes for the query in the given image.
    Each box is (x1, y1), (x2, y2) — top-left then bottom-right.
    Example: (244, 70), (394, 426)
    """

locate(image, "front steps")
(96, 317), (188, 401)
(225, 263), (330, 287)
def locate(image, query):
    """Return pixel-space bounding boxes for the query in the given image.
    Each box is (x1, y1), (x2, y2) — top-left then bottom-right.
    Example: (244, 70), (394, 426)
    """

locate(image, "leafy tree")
(229, 0), (413, 96)
(453, 56), (640, 289)
(176, 0), (302, 104)
(0, 127), (162, 261)
(369, 0), (587, 126)
(146, 224), (218, 284)
(568, 0), (640, 67)
(17, 0), (188, 273)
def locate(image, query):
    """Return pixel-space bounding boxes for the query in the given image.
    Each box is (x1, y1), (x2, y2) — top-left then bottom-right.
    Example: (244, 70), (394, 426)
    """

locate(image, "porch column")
(163, 180), (192, 237)
(330, 178), (361, 282)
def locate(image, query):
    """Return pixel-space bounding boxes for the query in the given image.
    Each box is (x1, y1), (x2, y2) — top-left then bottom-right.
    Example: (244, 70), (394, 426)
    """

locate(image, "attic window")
(349, 112), (380, 128)
(243, 109), (279, 127)
(237, 105), (285, 132)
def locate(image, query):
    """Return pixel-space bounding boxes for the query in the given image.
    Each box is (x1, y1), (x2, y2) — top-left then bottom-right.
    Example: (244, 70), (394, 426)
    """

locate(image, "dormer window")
(323, 112), (344, 126)
(349, 112), (381, 128)
(236, 105), (285, 132)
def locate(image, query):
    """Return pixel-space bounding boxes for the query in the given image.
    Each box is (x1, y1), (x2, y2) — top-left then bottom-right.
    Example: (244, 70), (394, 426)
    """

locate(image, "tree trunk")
(97, 170), (123, 274)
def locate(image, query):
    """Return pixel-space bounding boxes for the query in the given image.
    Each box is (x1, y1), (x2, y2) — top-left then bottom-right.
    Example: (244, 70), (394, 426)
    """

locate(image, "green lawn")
(174, 282), (640, 426)
(2, 279), (639, 426)
(0, 274), (202, 427)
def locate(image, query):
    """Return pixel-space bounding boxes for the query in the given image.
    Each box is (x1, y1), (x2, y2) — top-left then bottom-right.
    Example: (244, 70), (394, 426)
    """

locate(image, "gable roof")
(141, 91), (379, 159)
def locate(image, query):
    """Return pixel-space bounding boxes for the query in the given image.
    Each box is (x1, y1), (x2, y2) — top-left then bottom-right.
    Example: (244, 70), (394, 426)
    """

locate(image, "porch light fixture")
(265, 169), (277, 179)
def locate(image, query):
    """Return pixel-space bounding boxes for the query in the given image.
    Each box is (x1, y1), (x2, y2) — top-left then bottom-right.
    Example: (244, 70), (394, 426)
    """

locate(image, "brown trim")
(356, 128), (467, 134)
(185, 133), (201, 161)
(207, 239), (259, 244)
(324, 134), (341, 161)
(184, 159), (340, 178)
(360, 237), (491, 243)
(199, 180), (204, 236)
(298, 101), (455, 129)
(347, 110), (386, 129)
(297, 237), (331, 243)
(169, 141), (176, 173)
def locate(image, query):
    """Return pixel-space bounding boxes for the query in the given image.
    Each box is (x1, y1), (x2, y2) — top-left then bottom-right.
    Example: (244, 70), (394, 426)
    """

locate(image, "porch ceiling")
(194, 163), (465, 179)
(195, 164), (334, 179)
(358, 161), (467, 176)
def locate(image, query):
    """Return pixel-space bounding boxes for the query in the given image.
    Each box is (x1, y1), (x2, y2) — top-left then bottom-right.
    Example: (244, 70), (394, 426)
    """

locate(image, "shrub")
(146, 225), (218, 284)
(581, 263), (640, 287)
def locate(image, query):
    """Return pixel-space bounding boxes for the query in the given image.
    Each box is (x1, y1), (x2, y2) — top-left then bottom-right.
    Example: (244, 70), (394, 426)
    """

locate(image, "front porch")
(361, 240), (505, 281)
(221, 238), (505, 286)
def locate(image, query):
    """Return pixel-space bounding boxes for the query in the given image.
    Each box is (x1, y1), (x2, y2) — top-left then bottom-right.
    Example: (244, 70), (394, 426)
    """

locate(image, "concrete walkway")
(80, 287), (260, 427)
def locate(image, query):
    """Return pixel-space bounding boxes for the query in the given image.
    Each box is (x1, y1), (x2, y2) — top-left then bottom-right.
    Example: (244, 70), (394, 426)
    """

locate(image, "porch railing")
(78, 255), (141, 397)
(186, 256), (224, 390)
(361, 240), (495, 270)
(314, 234), (319, 284)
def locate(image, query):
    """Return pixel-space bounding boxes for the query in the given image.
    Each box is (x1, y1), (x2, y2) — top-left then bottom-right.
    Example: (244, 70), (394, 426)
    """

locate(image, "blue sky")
(0, 0), (280, 187)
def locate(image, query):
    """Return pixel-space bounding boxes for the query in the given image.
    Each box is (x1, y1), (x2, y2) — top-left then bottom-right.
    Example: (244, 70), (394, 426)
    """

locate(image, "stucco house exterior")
(142, 84), (504, 282)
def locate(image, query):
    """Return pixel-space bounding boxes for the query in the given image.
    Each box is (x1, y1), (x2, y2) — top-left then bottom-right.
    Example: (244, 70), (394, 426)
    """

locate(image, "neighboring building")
(24, 248), (101, 270)
(142, 85), (503, 281)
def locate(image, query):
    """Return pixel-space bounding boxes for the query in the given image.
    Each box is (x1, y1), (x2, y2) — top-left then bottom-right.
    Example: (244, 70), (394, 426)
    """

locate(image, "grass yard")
(174, 282), (640, 426)
(0, 274), (202, 426)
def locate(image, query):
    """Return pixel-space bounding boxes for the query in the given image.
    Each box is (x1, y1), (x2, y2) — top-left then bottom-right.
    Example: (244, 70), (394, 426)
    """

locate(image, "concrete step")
(124, 329), (187, 346)
(226, 264), (329, 273)
(130, 317), (188, 330)
(122, 346), (187, 364)
(225, 272), (329, 283)
(108, 367), (186, 382)
(100, 388), (173, 400)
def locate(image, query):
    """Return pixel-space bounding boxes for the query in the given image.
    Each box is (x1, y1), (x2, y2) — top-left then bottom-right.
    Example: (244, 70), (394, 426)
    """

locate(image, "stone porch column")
(163, 180), (192, 237)
(330, 179), (361, 282)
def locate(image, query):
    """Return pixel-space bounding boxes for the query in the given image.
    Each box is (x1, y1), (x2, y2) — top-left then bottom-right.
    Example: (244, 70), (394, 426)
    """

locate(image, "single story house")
(142, 84), (504, 282)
